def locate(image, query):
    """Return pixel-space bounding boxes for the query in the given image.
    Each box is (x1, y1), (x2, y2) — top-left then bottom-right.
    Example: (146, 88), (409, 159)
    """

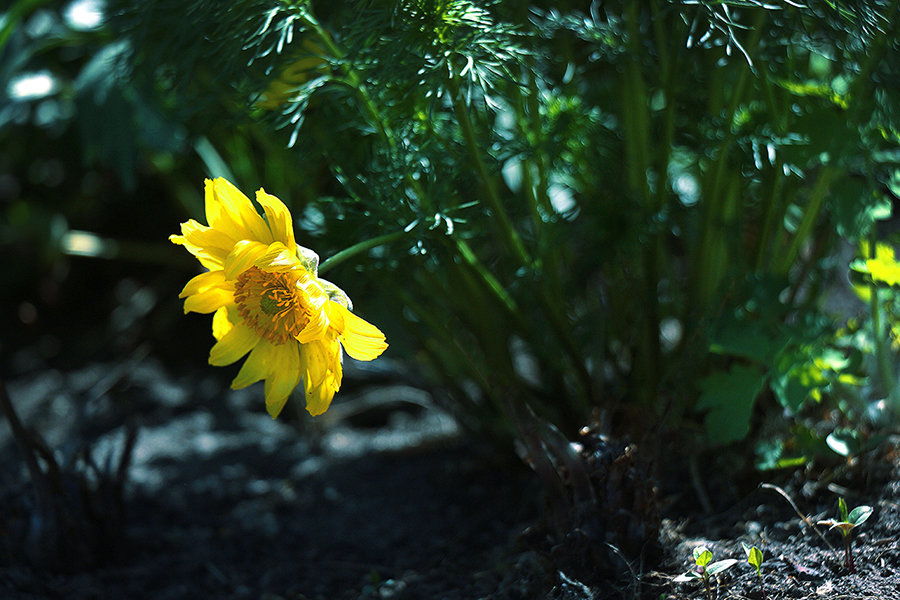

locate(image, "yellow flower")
(170, 178), (387, 417)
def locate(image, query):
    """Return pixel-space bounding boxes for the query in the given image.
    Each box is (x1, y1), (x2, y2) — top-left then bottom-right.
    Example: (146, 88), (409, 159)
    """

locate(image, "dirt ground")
(2, 351), (900, 600)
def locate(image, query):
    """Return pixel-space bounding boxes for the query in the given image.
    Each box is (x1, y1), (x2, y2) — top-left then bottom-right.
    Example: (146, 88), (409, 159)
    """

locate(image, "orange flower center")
(234, 266), (308, 345)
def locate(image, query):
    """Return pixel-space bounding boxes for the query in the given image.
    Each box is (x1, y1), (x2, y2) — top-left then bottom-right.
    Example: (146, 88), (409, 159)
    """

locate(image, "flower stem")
(318, 230), (407, 275)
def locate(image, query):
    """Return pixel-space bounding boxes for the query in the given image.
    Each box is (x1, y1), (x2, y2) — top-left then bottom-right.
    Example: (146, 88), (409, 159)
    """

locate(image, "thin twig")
(760, 483), (834, 550)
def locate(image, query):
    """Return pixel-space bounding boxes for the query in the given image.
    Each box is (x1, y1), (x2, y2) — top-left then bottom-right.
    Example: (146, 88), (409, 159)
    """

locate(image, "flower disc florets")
(234, 267), (309, 345)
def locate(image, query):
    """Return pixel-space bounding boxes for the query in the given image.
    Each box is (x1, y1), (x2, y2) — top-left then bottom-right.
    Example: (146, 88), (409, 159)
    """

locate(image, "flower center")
(234, 266), (308, 345)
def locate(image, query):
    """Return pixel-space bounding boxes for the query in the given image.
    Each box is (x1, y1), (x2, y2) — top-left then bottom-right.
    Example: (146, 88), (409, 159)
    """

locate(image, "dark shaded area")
(0, 359), (545, 600)
(2, 352), (899, 599)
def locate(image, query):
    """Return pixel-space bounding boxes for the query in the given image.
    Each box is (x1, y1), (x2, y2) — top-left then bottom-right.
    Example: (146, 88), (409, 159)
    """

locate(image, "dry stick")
(760, 483), (834, 550)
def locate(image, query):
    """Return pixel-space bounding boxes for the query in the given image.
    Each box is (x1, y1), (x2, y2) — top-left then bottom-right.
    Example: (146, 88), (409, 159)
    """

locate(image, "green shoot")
(674, 546), (738, 600)
(742, 542), (766, 599)
(817, 497), (873, 573)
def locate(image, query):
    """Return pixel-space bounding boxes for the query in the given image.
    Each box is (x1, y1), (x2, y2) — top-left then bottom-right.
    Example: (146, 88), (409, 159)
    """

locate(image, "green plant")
(674, 546), (738, 600)
(742, 542), (766, 599)
(817, 497), (873, 573)
(105, 0), (900, 446)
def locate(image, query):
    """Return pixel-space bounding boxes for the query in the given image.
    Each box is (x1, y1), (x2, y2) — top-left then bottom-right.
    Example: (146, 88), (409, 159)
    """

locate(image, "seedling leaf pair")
(674, 545), (738, 600)
(742, 542), (763, 575)
(816, 497), (873, 573)
(742, 543), (766, 598)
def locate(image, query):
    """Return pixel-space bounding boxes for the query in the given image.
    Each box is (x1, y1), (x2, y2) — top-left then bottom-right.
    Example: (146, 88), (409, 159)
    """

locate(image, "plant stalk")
(448, 74), (531, 268)
(318, 230), (407, 275)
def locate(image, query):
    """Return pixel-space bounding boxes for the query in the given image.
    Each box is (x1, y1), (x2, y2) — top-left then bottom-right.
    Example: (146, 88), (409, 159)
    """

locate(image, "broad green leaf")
(674, 570), (702, 583)
(697, 364), (766, 444)
(710, 324), (778, 364)
(707, 558), (739, 576)
(848, 505), (872, 526)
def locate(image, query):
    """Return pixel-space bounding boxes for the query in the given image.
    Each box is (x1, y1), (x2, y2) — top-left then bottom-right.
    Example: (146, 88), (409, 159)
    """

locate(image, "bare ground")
(1, 354), (899, 600)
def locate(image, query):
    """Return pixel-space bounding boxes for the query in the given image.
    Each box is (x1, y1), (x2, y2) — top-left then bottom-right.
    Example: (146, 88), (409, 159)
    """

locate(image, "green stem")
(754, 161), (786, 271)
(318, 230), (407, 274)
(622, 3), (661, 407)
(453, 238), (518, 314)
(448, 73), (531, 268)
(777, 166), (835, 275)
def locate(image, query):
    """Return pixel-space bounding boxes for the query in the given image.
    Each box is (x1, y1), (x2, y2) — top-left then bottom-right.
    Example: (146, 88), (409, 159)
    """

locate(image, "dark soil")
(2, 354), (900, 599)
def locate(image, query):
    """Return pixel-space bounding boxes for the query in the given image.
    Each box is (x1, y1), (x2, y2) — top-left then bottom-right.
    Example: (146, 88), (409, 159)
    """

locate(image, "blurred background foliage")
(3, 0), (900, 467)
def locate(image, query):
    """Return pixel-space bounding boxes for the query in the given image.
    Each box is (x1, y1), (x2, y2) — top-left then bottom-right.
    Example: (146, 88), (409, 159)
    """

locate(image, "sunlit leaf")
(693, 546), (712, 567)
(707, 558), (739, 576)
(848, 505), (872, 526)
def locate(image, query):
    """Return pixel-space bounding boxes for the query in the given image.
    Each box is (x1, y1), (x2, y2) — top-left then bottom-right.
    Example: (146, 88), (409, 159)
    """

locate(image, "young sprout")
(817, 497), (872, 573)
(742, 542), (766, 599)
(674, 546), (738, 600)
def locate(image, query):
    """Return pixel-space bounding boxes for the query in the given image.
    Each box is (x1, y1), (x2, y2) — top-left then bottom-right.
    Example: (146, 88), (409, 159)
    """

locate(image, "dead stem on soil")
(760, 483), (834, 551)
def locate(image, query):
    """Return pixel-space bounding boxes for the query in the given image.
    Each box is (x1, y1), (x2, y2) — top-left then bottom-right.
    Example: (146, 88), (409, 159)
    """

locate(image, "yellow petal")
(292, 272), (330, 344)
(179, 270), (229, 298)
(263, 343), (302, 418)
(204, 179), (239, 240)
(209, 322), (260, 366)
(254, 241), (303, 273)
(211, 178), (273, 244)
(169, 239), (222, 271)
(328, 302), (388, 361)
(304, 378), (337, 416)
(170, 220), (234, 269)
(295, 305), (329, 344)
(301, 339), (342, 416)
(224, 240), (270, 280)
(301, 338), (330, 387)
(212, 306), (233, 341)
(177, 219), (235, 252)
(255, 189), (295, 249)
(183, 287), (234, 314)
(232, 340), (276, 389)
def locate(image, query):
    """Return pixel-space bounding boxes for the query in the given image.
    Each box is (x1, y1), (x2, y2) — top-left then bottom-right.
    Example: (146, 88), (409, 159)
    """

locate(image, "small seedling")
(674, 546), (738, 600)
(817, 497), (872, 573)
(742, 542), (766, 599)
